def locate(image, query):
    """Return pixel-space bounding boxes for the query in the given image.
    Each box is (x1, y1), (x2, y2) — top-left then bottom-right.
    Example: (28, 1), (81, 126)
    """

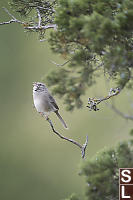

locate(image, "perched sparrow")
(33, 82), (68, 129)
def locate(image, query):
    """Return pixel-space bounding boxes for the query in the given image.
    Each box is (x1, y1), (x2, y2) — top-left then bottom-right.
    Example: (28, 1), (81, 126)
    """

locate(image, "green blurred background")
(0, 1), (133, 200)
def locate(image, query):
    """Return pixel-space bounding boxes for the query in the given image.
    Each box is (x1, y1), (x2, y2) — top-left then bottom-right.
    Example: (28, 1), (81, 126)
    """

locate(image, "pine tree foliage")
(65, 136), (133, 200)
(48, 0), (133, 110)
(8, 0), (133, 110)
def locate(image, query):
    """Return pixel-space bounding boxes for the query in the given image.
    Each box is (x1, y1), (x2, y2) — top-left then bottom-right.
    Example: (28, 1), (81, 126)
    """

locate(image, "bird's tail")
(55, 111), (68, 129)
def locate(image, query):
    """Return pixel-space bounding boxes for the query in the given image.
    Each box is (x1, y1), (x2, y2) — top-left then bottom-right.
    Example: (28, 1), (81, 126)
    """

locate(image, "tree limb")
(3, 7), (17, 20)
(24, 24), (57, 30)
(87, 86), (133, 121)
(47, 117), (88, 159)
(106, 103), (133, 121)
(36, 8), (42, 28)
(50, 59), (71, 67)
(0, 7), (25, 25)
(87, 88), (121, 111)
(0, 7), (57, 31)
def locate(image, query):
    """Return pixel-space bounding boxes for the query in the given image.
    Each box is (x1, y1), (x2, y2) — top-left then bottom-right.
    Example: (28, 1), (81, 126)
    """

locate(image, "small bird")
(33, 82), (68, 129)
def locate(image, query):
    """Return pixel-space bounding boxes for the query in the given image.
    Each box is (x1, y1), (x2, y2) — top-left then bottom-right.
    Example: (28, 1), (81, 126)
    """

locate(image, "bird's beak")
(32, 82), (36, 86)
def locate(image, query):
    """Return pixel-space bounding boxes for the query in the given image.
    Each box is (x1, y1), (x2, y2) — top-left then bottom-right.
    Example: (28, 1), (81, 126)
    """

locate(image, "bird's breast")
(33, 92), (52, 113)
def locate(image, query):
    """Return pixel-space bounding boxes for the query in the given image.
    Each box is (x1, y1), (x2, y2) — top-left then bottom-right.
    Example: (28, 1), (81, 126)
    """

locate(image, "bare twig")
(36, 8), (42, 27)
(0, 7), (25, 25)
(87, 88), (121, 111)
(0, 7), (57, 31)
(0, 19), (17, 25)
(107, 103), (133, 121)
(47, 117), (88, 158)
(24, 24), (57, 30)
(3, 7), (16, 19)
(40, 38), (47, 42)
(51, 59), (71, 67)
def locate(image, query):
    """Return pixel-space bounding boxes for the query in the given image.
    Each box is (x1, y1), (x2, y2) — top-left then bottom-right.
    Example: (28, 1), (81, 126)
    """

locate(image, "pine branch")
(47, 117), (88, 159)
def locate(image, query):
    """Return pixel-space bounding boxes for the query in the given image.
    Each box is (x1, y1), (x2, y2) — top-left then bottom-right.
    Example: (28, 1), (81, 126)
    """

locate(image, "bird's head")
(33, 82), (46, 92)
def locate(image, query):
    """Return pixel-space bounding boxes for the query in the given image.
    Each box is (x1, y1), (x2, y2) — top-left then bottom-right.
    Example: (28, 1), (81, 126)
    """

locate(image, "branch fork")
(47, 117), (88, 159)
(0, 7), (25, 25)
(0, 7), (57, 31)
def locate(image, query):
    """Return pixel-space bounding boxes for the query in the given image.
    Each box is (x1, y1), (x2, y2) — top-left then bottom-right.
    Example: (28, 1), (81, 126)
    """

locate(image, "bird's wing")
(49, 94), (59, 110)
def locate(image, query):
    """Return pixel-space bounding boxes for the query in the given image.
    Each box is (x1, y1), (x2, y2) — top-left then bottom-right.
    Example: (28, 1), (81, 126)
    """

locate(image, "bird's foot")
(39, 112), (49, 120)
(39, 112), (44, 117)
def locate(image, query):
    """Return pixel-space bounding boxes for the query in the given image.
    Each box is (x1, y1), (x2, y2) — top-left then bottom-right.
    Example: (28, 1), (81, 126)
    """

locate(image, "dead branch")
(0, 7), (25, 25)
(24, 24), (57, 30)
(50, 59), (71, 67)
(36, 8), (42, 28)
(47, 117), (88, 159)
(0, 7), (57, 31)
(87, 87), (121, 111)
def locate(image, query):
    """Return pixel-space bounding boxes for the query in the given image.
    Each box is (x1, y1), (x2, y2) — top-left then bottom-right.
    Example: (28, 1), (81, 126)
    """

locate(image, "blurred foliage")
(65, 136), (133, 200)
(9, 0), (133, 110)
